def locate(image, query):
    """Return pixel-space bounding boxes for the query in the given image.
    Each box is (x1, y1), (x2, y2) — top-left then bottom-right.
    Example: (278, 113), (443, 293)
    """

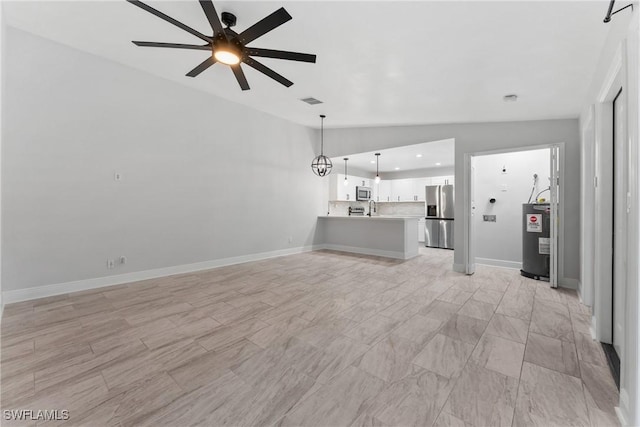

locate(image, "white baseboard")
(452, 263), (476, 275)
(615, 406), (628, 426)
(558, 277), (579, 290)
(617, 389), (630, 426)
(1, 245), (321, 305)
(577, 281), (583, 302)
(321, 244), (416, 260)
(475, 257), (522, 270)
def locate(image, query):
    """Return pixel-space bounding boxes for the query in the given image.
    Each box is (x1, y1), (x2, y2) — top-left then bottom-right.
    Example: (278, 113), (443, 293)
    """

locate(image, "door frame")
(593, 43), (625, 347)
(463, 143), (566, 283)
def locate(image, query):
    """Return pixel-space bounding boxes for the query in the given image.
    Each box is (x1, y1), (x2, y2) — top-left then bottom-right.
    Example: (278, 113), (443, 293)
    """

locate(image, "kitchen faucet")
(367, 200), (377, 217)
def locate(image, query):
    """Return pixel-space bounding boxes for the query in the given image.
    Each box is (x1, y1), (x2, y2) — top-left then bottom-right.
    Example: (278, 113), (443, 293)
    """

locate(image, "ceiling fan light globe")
(214, 50), (241, 65)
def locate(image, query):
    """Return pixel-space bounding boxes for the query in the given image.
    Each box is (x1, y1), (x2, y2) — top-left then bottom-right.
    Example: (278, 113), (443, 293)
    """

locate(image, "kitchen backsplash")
(327, 201), (425, 216)
(378, 201), (425, 216)
(327, 201), (368, 216)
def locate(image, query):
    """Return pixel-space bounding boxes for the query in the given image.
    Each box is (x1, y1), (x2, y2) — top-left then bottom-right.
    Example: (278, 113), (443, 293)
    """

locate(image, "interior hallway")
(0, 248), (619, 426)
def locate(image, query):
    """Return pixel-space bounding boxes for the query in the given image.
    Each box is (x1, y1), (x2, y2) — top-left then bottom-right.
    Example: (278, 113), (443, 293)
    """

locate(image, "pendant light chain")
(320, 115), (325, 155)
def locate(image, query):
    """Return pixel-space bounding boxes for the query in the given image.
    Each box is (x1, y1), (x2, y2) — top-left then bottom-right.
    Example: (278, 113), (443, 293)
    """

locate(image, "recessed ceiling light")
(370, 160), (376, 164)
(416, 154), (423, 158)
(395, 167), (400, 170)
(503, 94), (518, 102)
(436, 162), (441, 166)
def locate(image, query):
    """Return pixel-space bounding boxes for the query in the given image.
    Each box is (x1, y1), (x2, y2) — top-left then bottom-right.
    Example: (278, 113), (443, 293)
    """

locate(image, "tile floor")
(0, 248), (620, 426)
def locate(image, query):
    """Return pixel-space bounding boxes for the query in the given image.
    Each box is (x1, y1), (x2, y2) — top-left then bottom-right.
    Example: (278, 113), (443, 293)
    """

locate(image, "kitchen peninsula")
(317, 215), (419, 260)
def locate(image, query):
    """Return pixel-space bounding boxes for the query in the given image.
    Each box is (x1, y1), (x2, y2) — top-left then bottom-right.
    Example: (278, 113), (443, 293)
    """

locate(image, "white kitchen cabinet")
(332, 174), (454, 202)
(329, 173), (372, 201)
(430, 175), (454, 186)
(376, 180), (391, 202)
(412, 178), (430, 201)
(391, 179), (414, 201)
(418, 218), (426, 243)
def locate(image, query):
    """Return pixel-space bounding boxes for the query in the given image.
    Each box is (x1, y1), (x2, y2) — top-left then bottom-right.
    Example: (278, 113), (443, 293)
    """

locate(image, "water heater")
(521, 203), (550, 280)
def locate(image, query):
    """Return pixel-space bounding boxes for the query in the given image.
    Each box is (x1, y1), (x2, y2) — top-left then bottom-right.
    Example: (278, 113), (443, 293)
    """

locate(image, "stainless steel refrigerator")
(425, 184), (454, 249)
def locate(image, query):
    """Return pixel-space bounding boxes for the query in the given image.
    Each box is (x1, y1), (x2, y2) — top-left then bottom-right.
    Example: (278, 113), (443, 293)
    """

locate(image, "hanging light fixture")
(311, 115), (332, 177)
(343, 158), (349, 186)
(374, 153), (381, 184)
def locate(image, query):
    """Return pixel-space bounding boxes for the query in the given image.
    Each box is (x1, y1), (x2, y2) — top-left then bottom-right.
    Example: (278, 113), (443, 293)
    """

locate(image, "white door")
(613, 87), (627, 357)
(549, 147), (559, 288)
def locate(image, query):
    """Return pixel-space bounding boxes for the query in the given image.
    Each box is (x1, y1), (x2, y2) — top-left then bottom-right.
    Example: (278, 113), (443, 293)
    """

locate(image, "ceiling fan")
(127, 0), (317, 90)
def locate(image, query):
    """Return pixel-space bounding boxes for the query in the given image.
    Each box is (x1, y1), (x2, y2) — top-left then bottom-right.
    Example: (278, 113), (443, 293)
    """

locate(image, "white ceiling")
(332, 138), (455, 173)
(4, 1), (609, 128)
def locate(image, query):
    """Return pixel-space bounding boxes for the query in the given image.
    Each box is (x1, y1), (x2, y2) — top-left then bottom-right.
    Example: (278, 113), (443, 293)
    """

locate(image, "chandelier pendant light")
(374, 153), (381, 184)
(311, 115), (332, 177)
(343, 158), (349, 186)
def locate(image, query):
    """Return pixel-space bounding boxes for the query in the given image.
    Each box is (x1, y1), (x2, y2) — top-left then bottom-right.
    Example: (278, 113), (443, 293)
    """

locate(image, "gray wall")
(325, 119), (581, 282)
(2, 27), (326, 291)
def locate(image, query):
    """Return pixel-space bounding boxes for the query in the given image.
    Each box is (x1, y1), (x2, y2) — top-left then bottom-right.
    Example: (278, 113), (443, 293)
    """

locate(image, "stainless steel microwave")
(356, 186), (372, 201)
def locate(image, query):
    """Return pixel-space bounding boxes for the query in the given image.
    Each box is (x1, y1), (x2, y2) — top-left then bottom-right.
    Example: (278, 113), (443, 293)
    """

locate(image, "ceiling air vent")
(301, 97), (323, 105)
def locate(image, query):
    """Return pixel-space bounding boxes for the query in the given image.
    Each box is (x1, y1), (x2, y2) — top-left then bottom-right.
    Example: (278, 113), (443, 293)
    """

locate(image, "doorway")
(592, 45), (629, 392)
(601, 86), (626, 389)
(464, 143), (564, 287)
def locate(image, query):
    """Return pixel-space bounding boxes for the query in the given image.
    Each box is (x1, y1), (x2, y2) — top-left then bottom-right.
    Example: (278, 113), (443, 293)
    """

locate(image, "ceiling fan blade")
(231, 64), (250, 91)
(238, 7), (292, 45)
(243, 57), (293, 87)
(127, 0), (212, 43)
(198, 0), (225, 36)
(186, 57), (217, 77)
(247, 48), (316, 63)
(133, 41), (211, 51)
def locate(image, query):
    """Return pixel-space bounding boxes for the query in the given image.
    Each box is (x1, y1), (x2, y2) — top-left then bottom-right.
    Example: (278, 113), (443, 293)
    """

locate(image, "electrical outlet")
(114, 171), (122, 181)
(107, 259), (115, 269)
(119, 256), (127, 265)
(483, 215), (497, 222)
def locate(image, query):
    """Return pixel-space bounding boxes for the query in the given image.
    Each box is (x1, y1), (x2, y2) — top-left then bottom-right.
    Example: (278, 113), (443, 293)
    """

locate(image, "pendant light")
(311, 115), (332, 177)
(343, 158), (349, 186)
(374, 153), (381, 184)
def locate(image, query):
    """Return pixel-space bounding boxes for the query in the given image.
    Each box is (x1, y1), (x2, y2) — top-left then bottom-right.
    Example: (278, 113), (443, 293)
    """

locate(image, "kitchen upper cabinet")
(392, 179), (424, 202)
(331, 174), (454, 202)
(329, 173), (371, 201)
(376, 180), (391, 202)
(412, 178), (430, 201)
(404, 179), (417, 201)
(430, 175), (454, 186)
